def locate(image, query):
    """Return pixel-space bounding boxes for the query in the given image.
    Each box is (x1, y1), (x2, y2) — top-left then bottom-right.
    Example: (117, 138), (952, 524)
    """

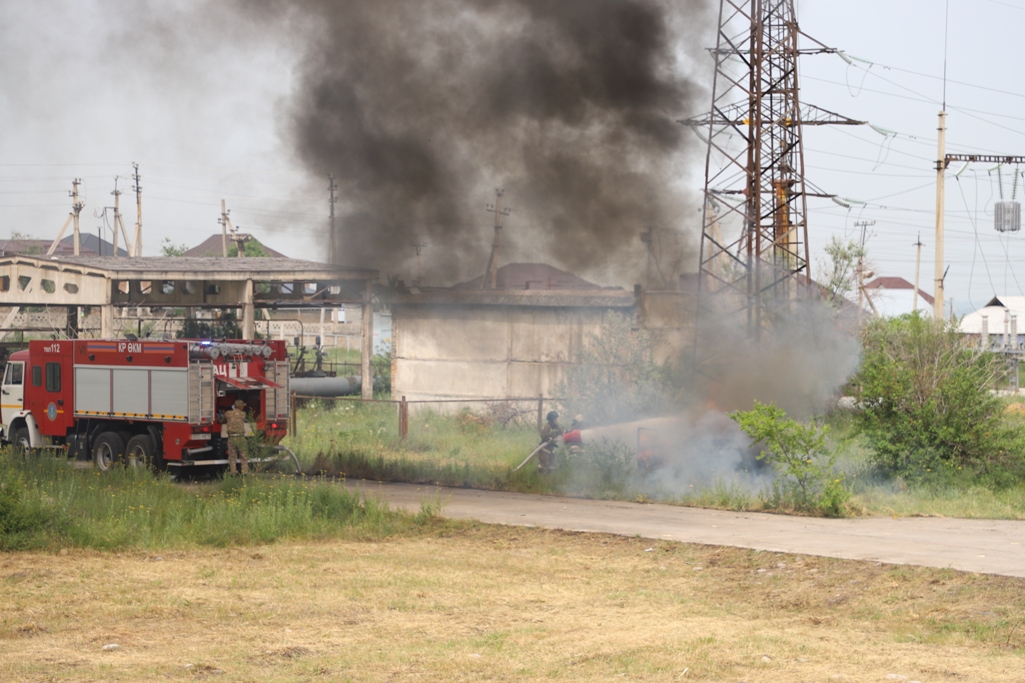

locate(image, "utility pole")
(71, 179), (84, 255)
(48, 179), (85, 256)
(230, 225), (250, 258)
(913, 233), (924, 313)
(111, 177), (133, 257)
(411, 240), (426, 285)
(482, 188), (511, 290)
(132, 163), (143, 257)
(328, 174), (338, 264)
(854, 220), (875, 328)
(219, 199), (233, 258)
(933, 111), (947, 321)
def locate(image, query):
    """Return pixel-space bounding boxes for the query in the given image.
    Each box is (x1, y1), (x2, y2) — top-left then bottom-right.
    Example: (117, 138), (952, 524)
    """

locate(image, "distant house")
(0, 234), (129, 257)
(960, 296), (1025, 348)
(183, 234), (287, 258)
(862, 276), (933, 317)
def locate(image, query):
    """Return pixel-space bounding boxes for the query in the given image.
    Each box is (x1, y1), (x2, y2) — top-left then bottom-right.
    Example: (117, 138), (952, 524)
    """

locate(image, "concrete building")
(388, 263), (694, 404)
(960, 296), (1025, 349)
(0, 254), (380, 397)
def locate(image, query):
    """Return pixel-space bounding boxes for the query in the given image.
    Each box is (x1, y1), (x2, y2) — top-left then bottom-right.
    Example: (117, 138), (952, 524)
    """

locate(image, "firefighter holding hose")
(538, 410), (562, 472)
(223, 399), (250, 475)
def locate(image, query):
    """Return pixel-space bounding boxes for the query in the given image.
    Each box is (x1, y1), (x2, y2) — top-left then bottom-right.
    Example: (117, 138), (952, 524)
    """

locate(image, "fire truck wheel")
(9, 427), (31, 452)
(125, 434), (156, 470)
(92, 432), (127, 472)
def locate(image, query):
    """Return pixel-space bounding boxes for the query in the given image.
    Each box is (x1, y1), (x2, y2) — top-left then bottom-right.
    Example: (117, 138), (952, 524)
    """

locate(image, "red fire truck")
(1, 338), (291, 472)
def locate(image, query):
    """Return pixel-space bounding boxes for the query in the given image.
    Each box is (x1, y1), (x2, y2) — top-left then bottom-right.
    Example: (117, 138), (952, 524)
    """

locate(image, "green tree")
(228, 240), (268, 258)
(558, 313), (674, 426)
(851, 314), (1008, 477)
(160, 238), (189, 257)
(818, 236), (866, 308)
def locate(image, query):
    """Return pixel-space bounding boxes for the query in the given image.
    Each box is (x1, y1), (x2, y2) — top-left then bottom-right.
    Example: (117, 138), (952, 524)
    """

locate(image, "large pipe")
(289, 375), (362, 397)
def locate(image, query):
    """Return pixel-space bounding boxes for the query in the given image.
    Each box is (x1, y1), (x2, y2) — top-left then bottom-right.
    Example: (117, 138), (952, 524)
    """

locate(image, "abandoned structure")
(388, 263), (694, 404)
(0, 254), (379, 398)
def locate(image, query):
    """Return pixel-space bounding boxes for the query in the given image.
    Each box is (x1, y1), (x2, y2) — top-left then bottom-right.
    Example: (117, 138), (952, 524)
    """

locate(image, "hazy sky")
(2, 0), (1023, 314)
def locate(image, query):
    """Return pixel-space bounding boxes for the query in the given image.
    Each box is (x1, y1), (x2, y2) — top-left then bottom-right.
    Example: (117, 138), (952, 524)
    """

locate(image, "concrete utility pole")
(933, 151), (1025, 321)
(482, 188), (511, 290)
(411, 240), (426, 285)
(111, 178), (132, 257)
(328, 174), (338, 264)
(219, 199), (234, 258)
(933, 111), (947, 321)
(47, 179), (85, 256)
(132, 163), (143, 257)
(854, 220), (875, 328)
(230, 226), (250, 258)
(71, 179), (84, 255)
(913, 233), (924, 313)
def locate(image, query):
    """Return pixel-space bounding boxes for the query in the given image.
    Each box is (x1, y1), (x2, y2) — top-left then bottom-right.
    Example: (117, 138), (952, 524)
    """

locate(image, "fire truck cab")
(1, 338), (290, 472)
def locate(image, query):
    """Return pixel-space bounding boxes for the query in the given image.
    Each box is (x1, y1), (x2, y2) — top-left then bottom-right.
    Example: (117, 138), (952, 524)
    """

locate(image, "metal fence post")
(399, 395), (409, 440)
(289, 391), (297, 438)
(537, 393), (543, 436)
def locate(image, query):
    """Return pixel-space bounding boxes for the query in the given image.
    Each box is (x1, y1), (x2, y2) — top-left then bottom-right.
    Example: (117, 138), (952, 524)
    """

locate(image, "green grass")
(285, 401), (542, 489)
(281, 401), (1025, 519)
(0, 450), (404, 551)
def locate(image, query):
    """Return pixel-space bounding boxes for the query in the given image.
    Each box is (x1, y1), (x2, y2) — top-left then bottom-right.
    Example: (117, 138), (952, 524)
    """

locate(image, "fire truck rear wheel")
(125, 434), (156, 470)
(92, 432), (127, 472)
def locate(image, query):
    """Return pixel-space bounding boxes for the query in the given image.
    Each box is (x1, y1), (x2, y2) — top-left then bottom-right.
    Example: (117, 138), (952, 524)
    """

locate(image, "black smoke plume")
(254, 0), (712, 283)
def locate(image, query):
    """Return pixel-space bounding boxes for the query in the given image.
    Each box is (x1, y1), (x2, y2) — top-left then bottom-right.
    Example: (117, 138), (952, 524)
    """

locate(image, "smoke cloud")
(251, 0), (712, 283)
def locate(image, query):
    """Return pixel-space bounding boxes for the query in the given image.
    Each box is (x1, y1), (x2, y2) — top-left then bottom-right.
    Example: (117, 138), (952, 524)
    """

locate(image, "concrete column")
(101, 305), (114, 338)
(361, 279), (374, 400)
(101, 280), (114, 338)
(243, 279), (255, 339)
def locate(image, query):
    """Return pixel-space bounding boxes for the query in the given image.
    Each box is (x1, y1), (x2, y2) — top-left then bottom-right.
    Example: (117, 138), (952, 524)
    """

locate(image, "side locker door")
(34, 342), (74, 437)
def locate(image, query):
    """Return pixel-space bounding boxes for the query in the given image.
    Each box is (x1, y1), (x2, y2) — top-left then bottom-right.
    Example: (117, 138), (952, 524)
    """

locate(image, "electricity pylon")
(681, 0), (862, 345)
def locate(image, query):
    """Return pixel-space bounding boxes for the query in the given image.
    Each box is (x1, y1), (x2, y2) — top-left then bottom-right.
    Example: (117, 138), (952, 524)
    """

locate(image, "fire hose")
(512, 430), (583, 472)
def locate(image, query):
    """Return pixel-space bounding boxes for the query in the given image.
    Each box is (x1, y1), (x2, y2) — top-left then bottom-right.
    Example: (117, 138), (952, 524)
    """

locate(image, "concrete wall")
(393, 304), (622, 401)
(391, 289), (696, 404)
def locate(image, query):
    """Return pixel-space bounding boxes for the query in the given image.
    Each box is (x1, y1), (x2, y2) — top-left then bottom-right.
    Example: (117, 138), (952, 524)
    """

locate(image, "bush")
(731, 402), (851, 516)
(851, 315), (1012, 479)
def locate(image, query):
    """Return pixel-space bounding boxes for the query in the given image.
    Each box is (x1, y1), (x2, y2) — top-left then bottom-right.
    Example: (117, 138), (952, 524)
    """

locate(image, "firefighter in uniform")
(538, 410), (562, 472)
(223, 399), (249, 475)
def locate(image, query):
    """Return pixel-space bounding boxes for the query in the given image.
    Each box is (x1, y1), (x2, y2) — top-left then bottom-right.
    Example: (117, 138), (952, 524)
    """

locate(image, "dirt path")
(348, 480), (1025, 578)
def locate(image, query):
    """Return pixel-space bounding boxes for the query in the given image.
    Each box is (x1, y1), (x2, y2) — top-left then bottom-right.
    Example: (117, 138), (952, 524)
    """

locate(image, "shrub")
(731, 401), (851, 516)
(851, 315), (1010, 478)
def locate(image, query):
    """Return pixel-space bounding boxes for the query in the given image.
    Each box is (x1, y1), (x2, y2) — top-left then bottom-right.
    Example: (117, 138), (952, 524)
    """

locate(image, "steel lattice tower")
(682, 0), (861, 346)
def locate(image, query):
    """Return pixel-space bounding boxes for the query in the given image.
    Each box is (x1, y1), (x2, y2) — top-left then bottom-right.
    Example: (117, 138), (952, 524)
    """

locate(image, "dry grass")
(1, 524), (1023, 682)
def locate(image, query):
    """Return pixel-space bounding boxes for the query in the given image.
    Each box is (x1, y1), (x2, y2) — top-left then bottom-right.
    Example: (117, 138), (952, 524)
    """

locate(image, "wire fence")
(288, 393), (559, 440)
